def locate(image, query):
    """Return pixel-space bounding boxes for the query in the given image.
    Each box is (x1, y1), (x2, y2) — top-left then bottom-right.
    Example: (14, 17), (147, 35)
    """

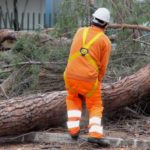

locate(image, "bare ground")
(0, 143), (133, 150)
(0, 113), (149, 150)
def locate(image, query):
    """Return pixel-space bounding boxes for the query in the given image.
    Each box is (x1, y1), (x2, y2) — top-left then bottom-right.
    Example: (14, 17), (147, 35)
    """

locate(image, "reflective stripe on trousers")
(67, 109), (81, 134)
(65, 79), (103, 137)
(89, 116), (103, 138)
(89, 125), (103, 134)
(68, 110), (81, 118)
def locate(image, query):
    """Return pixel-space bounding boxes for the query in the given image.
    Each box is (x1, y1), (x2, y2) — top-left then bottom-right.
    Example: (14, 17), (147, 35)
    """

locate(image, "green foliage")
(0, 69), (10, 80)
(0, 51), (16, 65)
(106, 24), (150, 82)
(13, 35), (47, 62)
(1, 0), (149, 96)
(53, 0), (150, 81)
(13, 33), (69, 62)
(0, 51), (16, 81)
(104, 0), (150, 25)
(91, 0), (150, 82)
(55, 0), (91, 37)
(7, 32), (69, 95)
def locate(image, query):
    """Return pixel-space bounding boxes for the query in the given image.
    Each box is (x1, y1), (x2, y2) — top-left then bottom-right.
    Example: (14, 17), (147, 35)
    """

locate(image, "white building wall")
(0, 0), (45, 30)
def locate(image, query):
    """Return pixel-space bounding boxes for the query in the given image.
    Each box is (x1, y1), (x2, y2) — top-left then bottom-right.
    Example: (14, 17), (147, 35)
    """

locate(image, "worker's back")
(65, 25), (111, 82)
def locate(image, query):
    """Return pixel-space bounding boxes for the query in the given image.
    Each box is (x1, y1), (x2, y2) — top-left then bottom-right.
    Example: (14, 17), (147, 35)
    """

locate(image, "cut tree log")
(0, 65), (149, 136)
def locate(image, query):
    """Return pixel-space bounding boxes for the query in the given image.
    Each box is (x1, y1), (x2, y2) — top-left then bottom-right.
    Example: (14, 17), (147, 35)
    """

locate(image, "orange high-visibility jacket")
(65, 26), (111, 82)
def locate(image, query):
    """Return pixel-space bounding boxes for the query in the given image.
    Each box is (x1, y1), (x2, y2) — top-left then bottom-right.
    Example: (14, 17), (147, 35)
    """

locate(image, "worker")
(64, 7), (112, 147)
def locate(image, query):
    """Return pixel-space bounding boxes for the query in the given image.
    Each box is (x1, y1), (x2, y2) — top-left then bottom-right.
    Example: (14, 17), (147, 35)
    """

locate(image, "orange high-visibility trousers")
(65, 78), (104, 139)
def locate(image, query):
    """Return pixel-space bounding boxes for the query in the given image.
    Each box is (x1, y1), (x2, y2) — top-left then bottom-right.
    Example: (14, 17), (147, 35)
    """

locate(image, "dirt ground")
(0, 143), (134, 150)
(0, 114), (149, 150)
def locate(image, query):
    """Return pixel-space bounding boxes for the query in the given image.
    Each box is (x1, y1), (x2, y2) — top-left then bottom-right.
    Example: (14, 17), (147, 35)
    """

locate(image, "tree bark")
(13, 0), (19, 31)
(107, 24), (150, 31)
(0, 29), (70, 50)
(0, 65), (149, 136)
(102, 64), (150, 112)
(0, 91), (67, 136)
(37, 64), (65, 92)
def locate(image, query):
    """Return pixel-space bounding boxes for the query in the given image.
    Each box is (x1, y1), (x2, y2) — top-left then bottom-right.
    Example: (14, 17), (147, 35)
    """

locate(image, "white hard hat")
(92, 8), (110, 23)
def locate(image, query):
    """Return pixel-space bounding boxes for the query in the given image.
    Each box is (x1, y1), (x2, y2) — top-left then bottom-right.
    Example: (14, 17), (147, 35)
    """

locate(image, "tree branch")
(1, 61), (65, 69)
(107, 24), (150, 31)
(133, 39), (150, 46)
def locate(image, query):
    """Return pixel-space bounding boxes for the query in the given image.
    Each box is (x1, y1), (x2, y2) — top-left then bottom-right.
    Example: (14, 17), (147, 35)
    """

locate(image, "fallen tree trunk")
(107, 24), (150, 31)
(0, 29), (71, 50)
(0, 65), (149, 136)
(102, 65), (150, 111)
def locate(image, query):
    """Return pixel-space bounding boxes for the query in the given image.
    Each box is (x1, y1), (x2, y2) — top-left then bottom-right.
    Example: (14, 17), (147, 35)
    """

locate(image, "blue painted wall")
(45, 0), (53, 27)
(45, 0), (62, 27)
